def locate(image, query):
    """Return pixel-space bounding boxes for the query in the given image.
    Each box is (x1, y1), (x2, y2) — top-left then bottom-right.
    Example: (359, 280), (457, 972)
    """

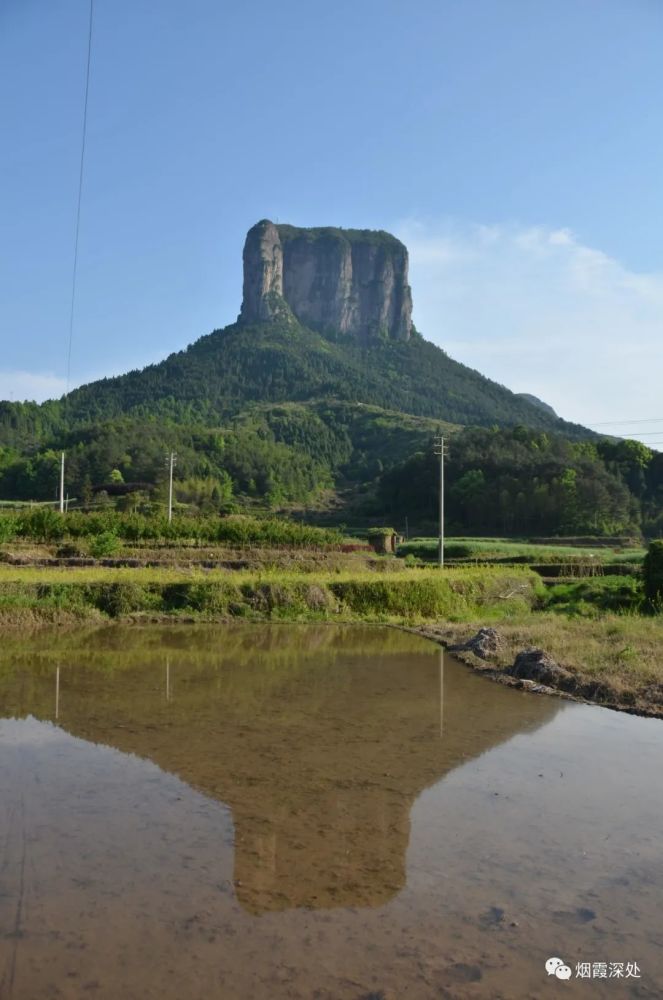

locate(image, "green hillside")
(0, 314), (661, 537)
(0, 316), (586, 446)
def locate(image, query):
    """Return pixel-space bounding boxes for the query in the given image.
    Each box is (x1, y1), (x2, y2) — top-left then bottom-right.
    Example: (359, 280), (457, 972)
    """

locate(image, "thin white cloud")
(398, 220), (663, 427)
(4, 228), (662, 434)
(0, 370), (68, 404)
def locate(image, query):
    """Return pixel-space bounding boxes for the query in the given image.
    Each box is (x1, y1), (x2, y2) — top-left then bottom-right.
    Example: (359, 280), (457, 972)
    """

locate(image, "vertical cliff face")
(240, 221), (284, 324)
(239, 220), (413, 341)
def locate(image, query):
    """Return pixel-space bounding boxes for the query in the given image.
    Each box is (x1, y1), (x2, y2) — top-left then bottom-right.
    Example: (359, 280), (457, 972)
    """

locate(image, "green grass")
(435, 612), (663, 712)
(541, 575), (644, 615)
(0, 565), (540, 626)
(399, 536), (646, 565)
(1, 559), (660, 714)
(0, 510), (345, 548)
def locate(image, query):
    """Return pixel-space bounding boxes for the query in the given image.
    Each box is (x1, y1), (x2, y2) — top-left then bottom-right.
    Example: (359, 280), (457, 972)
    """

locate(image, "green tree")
(90, 531), (120, 558)
(643, 540), (663, 608)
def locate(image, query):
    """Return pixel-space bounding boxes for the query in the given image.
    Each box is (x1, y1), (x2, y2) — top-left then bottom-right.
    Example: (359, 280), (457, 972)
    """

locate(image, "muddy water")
(0, 625), (661, 999)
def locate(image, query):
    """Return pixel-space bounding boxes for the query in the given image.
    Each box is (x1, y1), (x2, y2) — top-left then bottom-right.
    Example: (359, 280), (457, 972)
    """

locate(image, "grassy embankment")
(1, 523), (661, 716)
(399, 539), (661, 716)
(0, 563), (539, 627)
(2, 561), (660, 714)
(398, 536), (646, 566)
(418, 613), (663, 717)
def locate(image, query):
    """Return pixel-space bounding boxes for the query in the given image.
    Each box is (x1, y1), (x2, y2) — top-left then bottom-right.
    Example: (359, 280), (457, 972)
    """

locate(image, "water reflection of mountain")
(0, 624), (563, 914)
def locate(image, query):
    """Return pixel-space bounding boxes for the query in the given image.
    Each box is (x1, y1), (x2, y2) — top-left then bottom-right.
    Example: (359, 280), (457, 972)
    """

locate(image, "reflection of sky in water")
(0, 624), (662, 999)
(0, 716), (65, 744)
(410, 702), (663, 902)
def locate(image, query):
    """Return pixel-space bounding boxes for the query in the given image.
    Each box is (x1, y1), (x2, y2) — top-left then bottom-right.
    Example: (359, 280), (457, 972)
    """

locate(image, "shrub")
(7, 510), (343, 549)
(91, 582), (159, 617)
(0, 516), (18, 544)
(643, 541), (663, 608)
(18, 507), (66, 542)
(543, 576), (643, 615)
(89, 532), (120, 558)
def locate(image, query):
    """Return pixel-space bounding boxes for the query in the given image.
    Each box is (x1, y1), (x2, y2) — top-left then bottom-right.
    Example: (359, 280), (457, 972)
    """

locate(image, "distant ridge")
(516, 393), (559, 419)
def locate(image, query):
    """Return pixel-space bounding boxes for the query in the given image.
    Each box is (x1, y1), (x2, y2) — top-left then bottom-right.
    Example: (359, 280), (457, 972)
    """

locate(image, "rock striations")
(239, 220), (413, 342)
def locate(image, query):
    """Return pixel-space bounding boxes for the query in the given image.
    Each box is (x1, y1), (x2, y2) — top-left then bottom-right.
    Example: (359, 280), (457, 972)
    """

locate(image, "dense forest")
(0, 315), (661, 538)
(0, 401), (446, 510)
(0, 317), (588, 446)
(378, 428), (663, 538)
(1, 408), (661, 539)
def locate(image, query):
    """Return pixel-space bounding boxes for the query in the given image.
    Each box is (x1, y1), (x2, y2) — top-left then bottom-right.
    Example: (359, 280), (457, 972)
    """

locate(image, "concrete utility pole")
(59, 452), (65, 514)
(433, 435), (447, 567)
(166, 451), (177, 522)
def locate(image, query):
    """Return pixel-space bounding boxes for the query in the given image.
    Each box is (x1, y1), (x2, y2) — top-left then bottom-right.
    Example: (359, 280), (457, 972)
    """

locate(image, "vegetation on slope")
(0, 316), (661, 539)
(0, 509), (343, 548)
(1, 414), (660, 539)
(425, 613), (663, 716)
(398, 536), (646, 566)
(0, 400), (446, 509)
(0, 317), (587, 446)
(0, 565), (538, 626)
(379, 427), (663, 537)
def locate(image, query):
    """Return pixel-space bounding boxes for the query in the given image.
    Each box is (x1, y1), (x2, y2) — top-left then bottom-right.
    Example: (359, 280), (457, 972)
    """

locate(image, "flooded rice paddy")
(0, 624), (662, 999)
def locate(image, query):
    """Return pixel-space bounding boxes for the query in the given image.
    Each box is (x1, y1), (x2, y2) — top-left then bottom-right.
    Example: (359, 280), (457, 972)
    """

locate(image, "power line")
(605, 431), (663, 438)
(589, 418), (663, 427)
(60, 0), (94, 514)
(65, 0), (94, 402)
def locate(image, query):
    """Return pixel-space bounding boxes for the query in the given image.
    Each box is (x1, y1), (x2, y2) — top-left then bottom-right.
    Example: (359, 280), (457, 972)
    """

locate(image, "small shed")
(367, 527), (399, 555)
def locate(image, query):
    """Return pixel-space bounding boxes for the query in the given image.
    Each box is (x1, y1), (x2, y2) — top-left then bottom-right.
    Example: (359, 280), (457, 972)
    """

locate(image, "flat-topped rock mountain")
(240, 220), (413, 341)
(0, 217), (593, 514)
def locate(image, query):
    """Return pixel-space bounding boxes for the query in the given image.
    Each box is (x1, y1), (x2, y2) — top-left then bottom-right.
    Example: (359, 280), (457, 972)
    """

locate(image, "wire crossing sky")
(1, 0), (662, 426)
(64, 0), (94, 404)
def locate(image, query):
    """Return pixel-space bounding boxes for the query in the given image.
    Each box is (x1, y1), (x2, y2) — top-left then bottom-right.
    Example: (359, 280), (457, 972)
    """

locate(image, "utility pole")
(59, 452), (65, 514)
(433, 435), (447, 567)
(166, 451), (177, 522)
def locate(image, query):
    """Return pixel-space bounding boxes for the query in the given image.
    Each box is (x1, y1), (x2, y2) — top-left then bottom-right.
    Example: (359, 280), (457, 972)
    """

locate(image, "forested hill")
(2, 213), (658, 538)
(1, 313), (662, 538)
(0, 317), (587, 447)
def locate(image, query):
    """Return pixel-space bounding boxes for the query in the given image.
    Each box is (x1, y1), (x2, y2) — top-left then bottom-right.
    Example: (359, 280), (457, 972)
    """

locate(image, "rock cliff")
(239, 220), (413, 341)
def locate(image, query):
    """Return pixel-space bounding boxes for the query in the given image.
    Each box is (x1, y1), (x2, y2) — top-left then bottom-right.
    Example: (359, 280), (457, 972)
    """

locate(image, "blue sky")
(1, 0), (662, 436)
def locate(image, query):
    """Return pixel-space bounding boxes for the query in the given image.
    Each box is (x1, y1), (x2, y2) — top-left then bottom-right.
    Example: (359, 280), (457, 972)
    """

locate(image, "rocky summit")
(239, 220), (413, 342)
